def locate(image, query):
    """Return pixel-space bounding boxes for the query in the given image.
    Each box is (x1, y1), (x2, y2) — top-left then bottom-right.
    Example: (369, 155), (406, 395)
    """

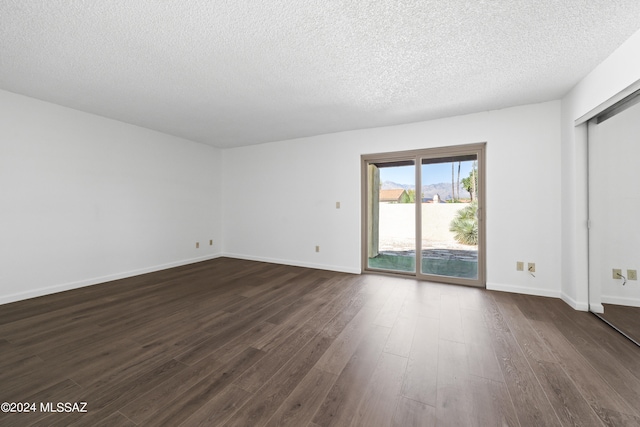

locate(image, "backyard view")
(367, 158), (479, 279)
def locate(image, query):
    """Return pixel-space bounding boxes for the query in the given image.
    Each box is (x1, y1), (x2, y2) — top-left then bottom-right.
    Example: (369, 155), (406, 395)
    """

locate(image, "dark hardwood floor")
(1, 258), (639, 426)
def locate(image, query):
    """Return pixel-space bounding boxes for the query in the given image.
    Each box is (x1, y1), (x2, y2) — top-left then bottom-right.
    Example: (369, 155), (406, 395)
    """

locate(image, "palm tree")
(456, 161), (461, 200)
(449, 201), (478, 245)
(471, 160), (476, 201)
(451, 163), (455, 202)
(462, 160), (478, 201)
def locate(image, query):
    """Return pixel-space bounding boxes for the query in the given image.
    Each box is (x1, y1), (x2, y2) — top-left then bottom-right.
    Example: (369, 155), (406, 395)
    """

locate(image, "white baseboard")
(560, 292), (589, 312)
(601, 295), (640, 308)
(222, 253), (361, 275)
(589, 303), (605, 313)
(486, 283), (589, 312)
(0, 253), (222, 306)
(486, 282), (561, 299)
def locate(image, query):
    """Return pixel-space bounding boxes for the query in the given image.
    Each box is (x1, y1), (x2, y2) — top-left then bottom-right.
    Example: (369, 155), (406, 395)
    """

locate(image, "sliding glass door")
(366, 160), (416, 273)
(362, 144), (485, 287)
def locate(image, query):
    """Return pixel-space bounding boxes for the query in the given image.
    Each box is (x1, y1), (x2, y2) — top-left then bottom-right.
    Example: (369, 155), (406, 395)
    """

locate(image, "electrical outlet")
(516, 261), (524, 271)
(528, 263), (535, 273)
(315, 245), (320, 253)
(336, 201), (341, 209)
(628, 270), (637, 280)
(613, 268), (622, 279)
(209, 239), (213, 246)
(196, 242), (199, 249)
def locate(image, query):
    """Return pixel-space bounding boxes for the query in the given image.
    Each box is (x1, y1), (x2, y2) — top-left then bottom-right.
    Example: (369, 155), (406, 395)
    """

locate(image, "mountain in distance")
(380, 181), (413, 191)
(381, 180), (471, 200)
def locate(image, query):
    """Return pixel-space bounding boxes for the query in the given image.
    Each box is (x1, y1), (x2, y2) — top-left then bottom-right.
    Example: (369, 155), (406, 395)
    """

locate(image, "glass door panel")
(366, 160), (416, 273)
(420, 156), (478, 280)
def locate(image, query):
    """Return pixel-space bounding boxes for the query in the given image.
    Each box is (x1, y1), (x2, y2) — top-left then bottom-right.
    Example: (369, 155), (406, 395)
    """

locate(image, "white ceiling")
(2, 1), (640, 148)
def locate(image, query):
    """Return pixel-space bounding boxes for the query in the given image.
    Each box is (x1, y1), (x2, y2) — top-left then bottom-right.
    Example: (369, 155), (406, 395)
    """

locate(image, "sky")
(380, 160), (475, 186)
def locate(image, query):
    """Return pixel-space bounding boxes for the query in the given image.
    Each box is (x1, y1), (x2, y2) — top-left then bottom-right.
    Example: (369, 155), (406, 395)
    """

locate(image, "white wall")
(561, 28), (640, 311)
(0, 90), (222, 304)
(223, 101), (563, 298)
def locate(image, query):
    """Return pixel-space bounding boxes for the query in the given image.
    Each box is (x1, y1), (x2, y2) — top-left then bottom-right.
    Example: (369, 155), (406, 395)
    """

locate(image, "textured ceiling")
(2, 1), (640, 148)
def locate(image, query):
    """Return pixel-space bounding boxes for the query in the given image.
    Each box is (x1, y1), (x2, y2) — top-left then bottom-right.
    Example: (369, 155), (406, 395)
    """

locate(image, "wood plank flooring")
(1, 258), (639, 426)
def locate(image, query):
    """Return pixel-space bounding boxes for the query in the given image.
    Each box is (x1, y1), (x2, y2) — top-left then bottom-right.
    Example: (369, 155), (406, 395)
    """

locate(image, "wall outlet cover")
(516, 261), (524, 271)
(628, 270), (637, 280)
(613, 268), (622, 279)
(528, 263), (535, 273)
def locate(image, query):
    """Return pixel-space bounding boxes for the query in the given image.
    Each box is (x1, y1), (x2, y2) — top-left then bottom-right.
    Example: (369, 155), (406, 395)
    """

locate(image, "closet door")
(588, 92), (640, 344)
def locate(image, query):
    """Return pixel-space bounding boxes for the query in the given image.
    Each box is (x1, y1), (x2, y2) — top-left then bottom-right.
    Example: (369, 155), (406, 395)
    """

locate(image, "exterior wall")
(376, 203), (471, 248)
